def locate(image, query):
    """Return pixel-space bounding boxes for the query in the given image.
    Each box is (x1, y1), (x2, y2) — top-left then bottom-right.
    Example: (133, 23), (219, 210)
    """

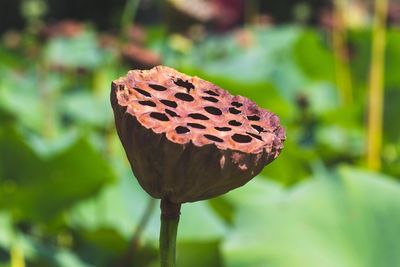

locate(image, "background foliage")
(1, 0), (400, 266)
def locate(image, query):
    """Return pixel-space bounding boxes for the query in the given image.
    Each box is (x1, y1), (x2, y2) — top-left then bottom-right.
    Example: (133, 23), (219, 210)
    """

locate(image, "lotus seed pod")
(111, 66), (285, 204)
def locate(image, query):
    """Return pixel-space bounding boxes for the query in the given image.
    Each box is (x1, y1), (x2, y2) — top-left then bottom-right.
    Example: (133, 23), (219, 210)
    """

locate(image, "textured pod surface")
(111, 66), (285, 203)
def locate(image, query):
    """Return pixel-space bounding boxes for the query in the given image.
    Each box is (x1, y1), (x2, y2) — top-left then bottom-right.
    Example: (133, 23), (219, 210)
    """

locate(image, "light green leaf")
(223, 166), (400, 267)
(0, 212), (13, 249)
(316, 125), (365, 157)
(54, 249), (95, 267)
(0, 70), (44, 131)
(60, 91), (112, 128)
(44, 31), (105, 70)
(143, 200), (228, 243)
(68, 168), (151, 240)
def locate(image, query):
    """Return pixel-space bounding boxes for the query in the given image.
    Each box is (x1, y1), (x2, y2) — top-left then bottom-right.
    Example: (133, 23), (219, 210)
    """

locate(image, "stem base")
(160, 199), (181, 267)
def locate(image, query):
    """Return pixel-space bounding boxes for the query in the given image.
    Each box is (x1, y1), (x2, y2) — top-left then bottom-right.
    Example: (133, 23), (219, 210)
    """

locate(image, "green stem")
(160, 199), (181, 267)
(367, 0), (388, 170)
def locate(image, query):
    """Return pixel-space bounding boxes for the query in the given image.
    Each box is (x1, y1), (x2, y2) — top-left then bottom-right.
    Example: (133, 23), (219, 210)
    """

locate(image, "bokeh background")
(1, 0), (400, 266)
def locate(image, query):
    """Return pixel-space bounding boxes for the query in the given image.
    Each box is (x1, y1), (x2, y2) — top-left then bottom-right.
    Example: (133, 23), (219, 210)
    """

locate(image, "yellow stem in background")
(332, 0), (353, 106)
(367, 0), (388, 170)
(11, 244), (25, 267)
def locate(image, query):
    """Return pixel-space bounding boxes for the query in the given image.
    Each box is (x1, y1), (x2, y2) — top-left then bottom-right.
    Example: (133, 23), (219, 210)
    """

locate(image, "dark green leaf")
(0, 127), (115, 221)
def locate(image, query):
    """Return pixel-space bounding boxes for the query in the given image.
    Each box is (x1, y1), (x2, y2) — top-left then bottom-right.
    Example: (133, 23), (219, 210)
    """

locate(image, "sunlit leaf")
(223, 166), (400, 267)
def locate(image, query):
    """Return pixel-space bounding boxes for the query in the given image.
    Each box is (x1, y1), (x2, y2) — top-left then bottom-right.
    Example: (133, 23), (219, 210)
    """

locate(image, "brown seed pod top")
(111, 66), (285, 203)
(112, 66), (285, 155)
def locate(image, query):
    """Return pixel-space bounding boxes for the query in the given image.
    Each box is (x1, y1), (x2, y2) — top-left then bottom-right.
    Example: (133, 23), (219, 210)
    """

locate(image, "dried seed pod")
(111, 66), (285, 203)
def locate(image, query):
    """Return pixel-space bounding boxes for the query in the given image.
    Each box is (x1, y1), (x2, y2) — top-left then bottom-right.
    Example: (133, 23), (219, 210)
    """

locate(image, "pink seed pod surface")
(111, 66), (285, 203)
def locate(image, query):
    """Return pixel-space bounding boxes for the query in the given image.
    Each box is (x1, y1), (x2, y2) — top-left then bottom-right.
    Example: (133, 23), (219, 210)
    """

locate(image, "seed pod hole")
(215, 126), (232, 131)
(228, 120), (242, 126)
(204, 106), (222, 116)
(204, 134), (224, 143)
(160, 99), (178, 108)
(204, 90), (219, 96)
(138, 100), (156, 107)
(134, 87), (151, 97)
(113, 66), (285, 165)
(202, 96), (219, 103)
(231, 101), (243, 108)
(165, 109), (180, 117)
(232, 134), (252, 143)
(150, 112), (169, 121)
(246, 132), (263, 141)
(247, 115), (260, 121)
(229, 107), (241, 114)
(175, 93), (194, 102)
(187, 123), (206, 129)
(251, 125), (264, 133)
(188, 113), (209, 120)
(175, 126), (190, 134)
(148, 83), (167, 91)
(174, 78), (195, 92)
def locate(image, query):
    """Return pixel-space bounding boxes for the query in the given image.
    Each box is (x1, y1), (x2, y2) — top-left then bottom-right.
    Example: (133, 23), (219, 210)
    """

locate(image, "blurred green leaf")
(44, 31), (105, 70)
(300, 82), (339, 114)
(348, 30), (370, 90)
(261, 139), (312, 185)
(0, 213), (14, 249)
(53, 249), (95, 267)
(60, 91), (112, 128)
(208, 196), (235, 225)
(178, 202), (228, 241)
(316, 125), (365, 158)
(76, 228), (128, 263)
(348, 29), (400, 90)
(0, 47), (28, 68)
(173, 26), (308, 103)
(385, 30), (400, 88)
(294, 29), (335, 82)
(177, 241), (223, 267)
(143, 200), (228, 243)
(382, 142), (400, 177)
(0, 70), (45, 132)
(223, 166), (400, 267)
(383, 90), (400, 143)
(0, 68), (69, 136)
(22, 234), (94, 267)
(0, 127), (115, 221)
(68, 168), (151, 240)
